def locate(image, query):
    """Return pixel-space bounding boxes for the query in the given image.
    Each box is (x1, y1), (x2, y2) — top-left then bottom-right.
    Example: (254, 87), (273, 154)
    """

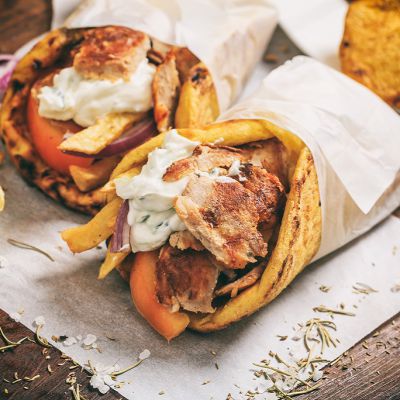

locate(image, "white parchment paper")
(62, 0), (278, 112)
(15, 0), (278, 112)
(220, 56), (400, 259)
(0, 160), (399, 399)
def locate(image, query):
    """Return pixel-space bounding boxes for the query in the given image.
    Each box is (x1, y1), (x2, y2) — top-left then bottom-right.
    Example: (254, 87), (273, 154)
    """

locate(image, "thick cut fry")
(58, 112), (145, 154)
(62, 197), (122, 253)
(70, 156), (120, 192)
(111, 119), (304, 180)
(98, 244), (129, 279)
(175, 63), (219, 129)
(0, 186), (4, 212)
(110, 133), (166, 179)
(101, 166), (142, 195)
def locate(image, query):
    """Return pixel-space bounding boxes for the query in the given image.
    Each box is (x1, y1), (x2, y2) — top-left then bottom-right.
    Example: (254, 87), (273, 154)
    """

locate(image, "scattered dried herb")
(7, 238), (54, 262)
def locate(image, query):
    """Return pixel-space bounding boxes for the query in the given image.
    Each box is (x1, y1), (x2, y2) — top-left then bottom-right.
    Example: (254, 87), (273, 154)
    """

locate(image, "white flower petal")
(63, 337), (77, 347)
(139, 349), (151, 360)
(83, 334), (97, 347)
(33, 316), (45, 326)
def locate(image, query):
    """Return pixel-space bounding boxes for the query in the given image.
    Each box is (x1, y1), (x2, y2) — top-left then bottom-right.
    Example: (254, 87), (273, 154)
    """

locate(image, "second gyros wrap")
(62, 57), (400, 340)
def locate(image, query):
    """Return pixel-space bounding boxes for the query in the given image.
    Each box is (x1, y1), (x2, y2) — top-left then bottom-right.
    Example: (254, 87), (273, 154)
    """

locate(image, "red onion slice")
(110, 200), (131, 253)
(0, 54), (18, 99)
(63, 117), (157, 159)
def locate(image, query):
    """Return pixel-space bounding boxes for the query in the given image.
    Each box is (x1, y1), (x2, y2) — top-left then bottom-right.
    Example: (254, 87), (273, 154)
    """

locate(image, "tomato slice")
(130, 251), (190, 341)
(27, 74), (92, 175)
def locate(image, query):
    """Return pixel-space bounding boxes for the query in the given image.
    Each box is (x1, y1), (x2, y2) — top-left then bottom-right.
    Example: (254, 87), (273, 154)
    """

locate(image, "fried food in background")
(0, 26), (219, 214)
(340, 0), (400, 109)
(62, 119), (321, 339)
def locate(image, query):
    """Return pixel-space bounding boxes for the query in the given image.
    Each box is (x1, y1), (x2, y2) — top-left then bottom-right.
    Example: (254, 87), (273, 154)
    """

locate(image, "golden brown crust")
(340, 0), (400, 108)
(0, 28), (106, 215)
(73, 26), (150, 81)
(175, 174), (267, 269)
(189, 146), (321, 332)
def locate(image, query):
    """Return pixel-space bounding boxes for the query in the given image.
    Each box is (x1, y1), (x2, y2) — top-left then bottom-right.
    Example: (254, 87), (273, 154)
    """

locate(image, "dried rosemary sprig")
(352, 282), (378, 295)
(7, 238), (54, 262)
(111, 359), (144, 377)
(304, 318), (337, 354)
(313, 305), (356, 317)
(0, 326), (28, 351)
(34, 324), (52, 348)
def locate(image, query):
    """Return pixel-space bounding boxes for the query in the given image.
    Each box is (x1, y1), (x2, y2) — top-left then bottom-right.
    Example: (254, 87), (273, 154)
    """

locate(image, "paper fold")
(62, 0), (278, 111)
(219, 56), (400, 259)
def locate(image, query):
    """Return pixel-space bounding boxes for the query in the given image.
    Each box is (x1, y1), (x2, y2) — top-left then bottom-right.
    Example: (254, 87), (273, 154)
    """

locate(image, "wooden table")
(1, 1), (399, 399)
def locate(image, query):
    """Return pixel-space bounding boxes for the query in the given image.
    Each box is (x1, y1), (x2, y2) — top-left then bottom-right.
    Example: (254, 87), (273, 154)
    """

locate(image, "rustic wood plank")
(296, 313), (400, 400)
(0, 309), (123, 400)
(0, 0), (51, 54)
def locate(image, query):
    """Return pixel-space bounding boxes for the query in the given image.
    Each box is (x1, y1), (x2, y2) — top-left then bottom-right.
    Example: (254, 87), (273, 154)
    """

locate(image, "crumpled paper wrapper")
(220, 56), (400, 260)
(61, 0), (278, 112)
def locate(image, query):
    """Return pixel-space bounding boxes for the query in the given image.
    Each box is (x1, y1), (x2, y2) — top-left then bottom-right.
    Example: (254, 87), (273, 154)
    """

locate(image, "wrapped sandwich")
(0, 26), (218, 214)
(340, 0), (400, 109)
(62, 120), (320, 340)
(62, 57), (400, 340)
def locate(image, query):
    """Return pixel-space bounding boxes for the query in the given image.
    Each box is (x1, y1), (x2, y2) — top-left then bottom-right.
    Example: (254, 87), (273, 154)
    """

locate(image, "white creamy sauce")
(228, 159), (247, 182)
(37, 60), (156, 127)
(115, 131), (200, 252)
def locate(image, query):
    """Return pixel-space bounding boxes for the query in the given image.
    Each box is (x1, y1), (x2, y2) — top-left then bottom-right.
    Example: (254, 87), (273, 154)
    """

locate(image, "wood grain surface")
(0, 1), (399, 400)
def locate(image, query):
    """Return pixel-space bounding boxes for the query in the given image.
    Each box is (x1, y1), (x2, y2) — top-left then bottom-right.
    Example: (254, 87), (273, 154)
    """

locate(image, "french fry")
(58, 112), (145, 154)
(102, 166), (142, 196)
(62, 197), (122, 253)
(0, 186), (4, 212)
(175, 63), (219, 129)
(98, 244), (129, 279)
(110, 133), (166, 179)
(70, 156), (120, 192)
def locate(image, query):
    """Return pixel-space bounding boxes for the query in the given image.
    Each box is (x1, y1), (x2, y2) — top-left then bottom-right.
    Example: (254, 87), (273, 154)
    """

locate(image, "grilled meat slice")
(215, 265), (264, 298)
(175, 174), (267, 269)
(163, 145), (244, 182)
(73, 26), (150, 81)
(152, 51), (181, 131)
(156, 245), (218, 313)
(241, 138), (289, 190)
(238, 165), (286, 228)
(169, 230), (204, 251)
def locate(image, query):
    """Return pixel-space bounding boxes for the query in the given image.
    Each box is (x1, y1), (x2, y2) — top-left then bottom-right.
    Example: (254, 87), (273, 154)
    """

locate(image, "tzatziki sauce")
(37, 59), (155, 127)
(115, 131), (200, 252)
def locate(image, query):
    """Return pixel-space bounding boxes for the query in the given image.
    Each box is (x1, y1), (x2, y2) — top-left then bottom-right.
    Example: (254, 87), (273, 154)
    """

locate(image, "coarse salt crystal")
(139, 349), (151, 360)
(76, 335), (82, 341)
(0, 256), (9, 269)
(33, 316), (45, 326)
(63, 336), (78, 347)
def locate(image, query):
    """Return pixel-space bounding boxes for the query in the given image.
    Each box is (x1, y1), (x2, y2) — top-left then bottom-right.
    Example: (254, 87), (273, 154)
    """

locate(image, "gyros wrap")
(0, 1), (277, 215)
(62, 57), (400, 340)
(0, 26), (219, 214)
